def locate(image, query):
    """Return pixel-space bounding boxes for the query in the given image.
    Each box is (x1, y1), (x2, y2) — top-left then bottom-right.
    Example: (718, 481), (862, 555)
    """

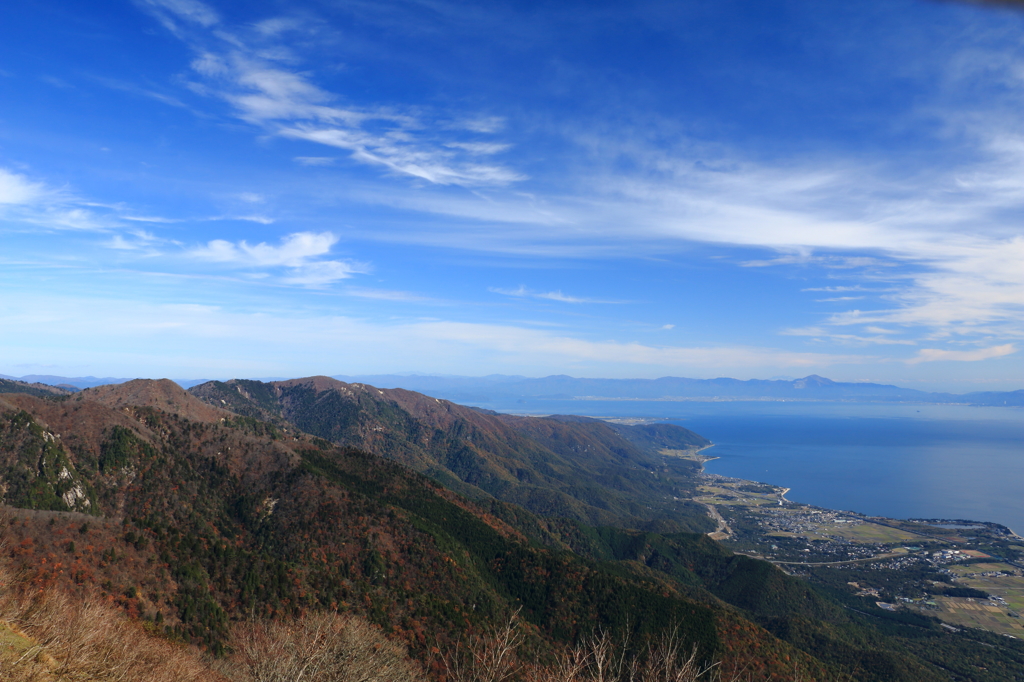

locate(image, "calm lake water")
(476, 399), (1024, 534)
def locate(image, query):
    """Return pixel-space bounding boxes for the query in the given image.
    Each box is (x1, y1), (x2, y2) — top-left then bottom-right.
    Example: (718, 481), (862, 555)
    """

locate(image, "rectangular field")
(957, 573), (1024, 613)
(947, 562), (1018, 576)
(816, 523), (920, 544)
(928, 596), (1024, 636)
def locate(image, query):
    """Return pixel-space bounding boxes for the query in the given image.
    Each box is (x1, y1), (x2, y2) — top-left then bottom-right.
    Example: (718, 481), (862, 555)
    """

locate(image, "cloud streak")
(0, 167), (114, 231)
(489, 285), (622, 304)
(907, 344), (1016, 364)
(143, 1), (521, 187)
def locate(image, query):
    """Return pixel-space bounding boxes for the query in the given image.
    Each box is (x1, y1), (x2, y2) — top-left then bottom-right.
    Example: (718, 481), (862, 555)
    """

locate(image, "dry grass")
(228, 611), (425, 682)
(0, 560), (426, 682)
(0, 565), (220, 681)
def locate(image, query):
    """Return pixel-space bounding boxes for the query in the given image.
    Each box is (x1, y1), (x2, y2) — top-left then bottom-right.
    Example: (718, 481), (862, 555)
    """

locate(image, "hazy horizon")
(4, 370), (1021, 396)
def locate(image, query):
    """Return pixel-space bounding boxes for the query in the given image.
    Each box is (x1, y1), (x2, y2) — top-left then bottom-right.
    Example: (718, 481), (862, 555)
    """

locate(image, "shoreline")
(597, 413), (1023, 545)
(697, 449), (1018, 539)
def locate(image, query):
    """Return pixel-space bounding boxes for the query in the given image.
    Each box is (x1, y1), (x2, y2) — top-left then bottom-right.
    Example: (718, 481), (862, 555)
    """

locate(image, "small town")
(696, 472), (1024, 639)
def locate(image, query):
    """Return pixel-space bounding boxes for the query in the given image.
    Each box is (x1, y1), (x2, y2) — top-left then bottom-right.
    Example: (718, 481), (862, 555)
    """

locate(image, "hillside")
(3, 381), (1021, 680)
(0, 382), (845, 679)
(188, 377), (714, 531)
(0, 378), (74, 399)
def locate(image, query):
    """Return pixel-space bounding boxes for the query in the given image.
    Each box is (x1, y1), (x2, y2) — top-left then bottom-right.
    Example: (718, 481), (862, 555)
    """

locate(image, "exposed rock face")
(0, 397), (94, 512)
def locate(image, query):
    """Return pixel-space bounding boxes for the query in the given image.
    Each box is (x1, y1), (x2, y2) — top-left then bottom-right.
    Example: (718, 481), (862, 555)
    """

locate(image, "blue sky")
(2, 0), (1023, 391)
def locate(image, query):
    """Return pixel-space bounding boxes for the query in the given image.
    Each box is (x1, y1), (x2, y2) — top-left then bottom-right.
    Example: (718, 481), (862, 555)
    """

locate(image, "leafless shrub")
(230, 611), (424, 682)
(0, 564), (217, 681)
(443, 609), (526, 682)
(446, 617), (730, 682)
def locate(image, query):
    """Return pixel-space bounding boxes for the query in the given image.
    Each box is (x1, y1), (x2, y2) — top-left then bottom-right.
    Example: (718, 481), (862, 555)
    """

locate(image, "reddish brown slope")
(81, 379), (230, 423)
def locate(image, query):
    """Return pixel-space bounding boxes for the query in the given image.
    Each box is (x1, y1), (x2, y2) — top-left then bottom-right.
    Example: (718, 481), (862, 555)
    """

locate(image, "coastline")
(658, 443), (719, 464)
(694, 449), (1017, 542)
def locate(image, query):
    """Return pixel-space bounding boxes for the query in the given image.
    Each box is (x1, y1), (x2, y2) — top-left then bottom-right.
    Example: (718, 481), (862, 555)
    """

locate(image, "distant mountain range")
(329, 373), (1024, 407)
(0, 373), (219, 390)
(3, 372), (1022, 406)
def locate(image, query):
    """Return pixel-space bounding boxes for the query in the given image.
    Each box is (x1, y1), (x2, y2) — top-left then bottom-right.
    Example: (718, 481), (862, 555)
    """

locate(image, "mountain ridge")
(187, 377), (715, 532)
(7, 372), (1020, 405)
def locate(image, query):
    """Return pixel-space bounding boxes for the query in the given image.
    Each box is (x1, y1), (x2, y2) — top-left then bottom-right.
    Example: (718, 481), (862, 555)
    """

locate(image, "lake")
(474, 398), (1024, 534)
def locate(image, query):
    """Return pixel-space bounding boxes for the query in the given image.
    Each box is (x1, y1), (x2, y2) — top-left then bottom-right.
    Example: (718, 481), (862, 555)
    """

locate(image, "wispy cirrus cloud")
(802, 286), (896, 293)
(907, 344), (1017, 364)
(134, 0), (219, 30)
(106, 229), (167, 253)
(781, 326), (917, 346)
(140, 0), (521, 187)
(294, 156), (336, 166)
(122, 215), (180, 224)
(489, 285), (622, 304)
(377, 119), (1024, 353)
(128, 0), (1023, 368)
(343, 287), (433, 303)
(0, 167), (114, 231)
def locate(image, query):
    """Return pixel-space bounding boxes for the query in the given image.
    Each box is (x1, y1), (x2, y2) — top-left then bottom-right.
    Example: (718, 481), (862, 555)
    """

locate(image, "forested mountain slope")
(0, 378), (74, 399)
(0, 382), (837, 679)
(2, 381), (1021, 680)
(189, 377), (713, 531)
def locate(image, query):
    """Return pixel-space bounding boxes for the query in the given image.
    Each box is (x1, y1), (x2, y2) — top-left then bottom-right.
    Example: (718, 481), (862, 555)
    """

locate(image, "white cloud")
(188, 231), (366, 287)
(131, 3), (1024, 358)
(781, 326), (917, 346)
(136, 0), (219, 28)
(252, 17), (303, 36)
(0, 168), (46, 205)
(343, 287), (433, 302)
(445, 142), (511, 155)
(294, 156), (336, 166)
(802, 286), (893, 293)
(490, 285), (529, 297)
(123, 215), (179, 223)
(364, 122), (1023, 348)
(106, 229), (164, 253)
(535, 290), (593, 303)
(147, 15), (521, 187)
(191, 231), (337, 266)
(906, 344), (1016, 364)
(0, 167), (113, 231)
(282, 260), (364, 287)
(489, 285), (620, 304)
(455, 116), (506, 133)
(279, 126), (524, 186)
